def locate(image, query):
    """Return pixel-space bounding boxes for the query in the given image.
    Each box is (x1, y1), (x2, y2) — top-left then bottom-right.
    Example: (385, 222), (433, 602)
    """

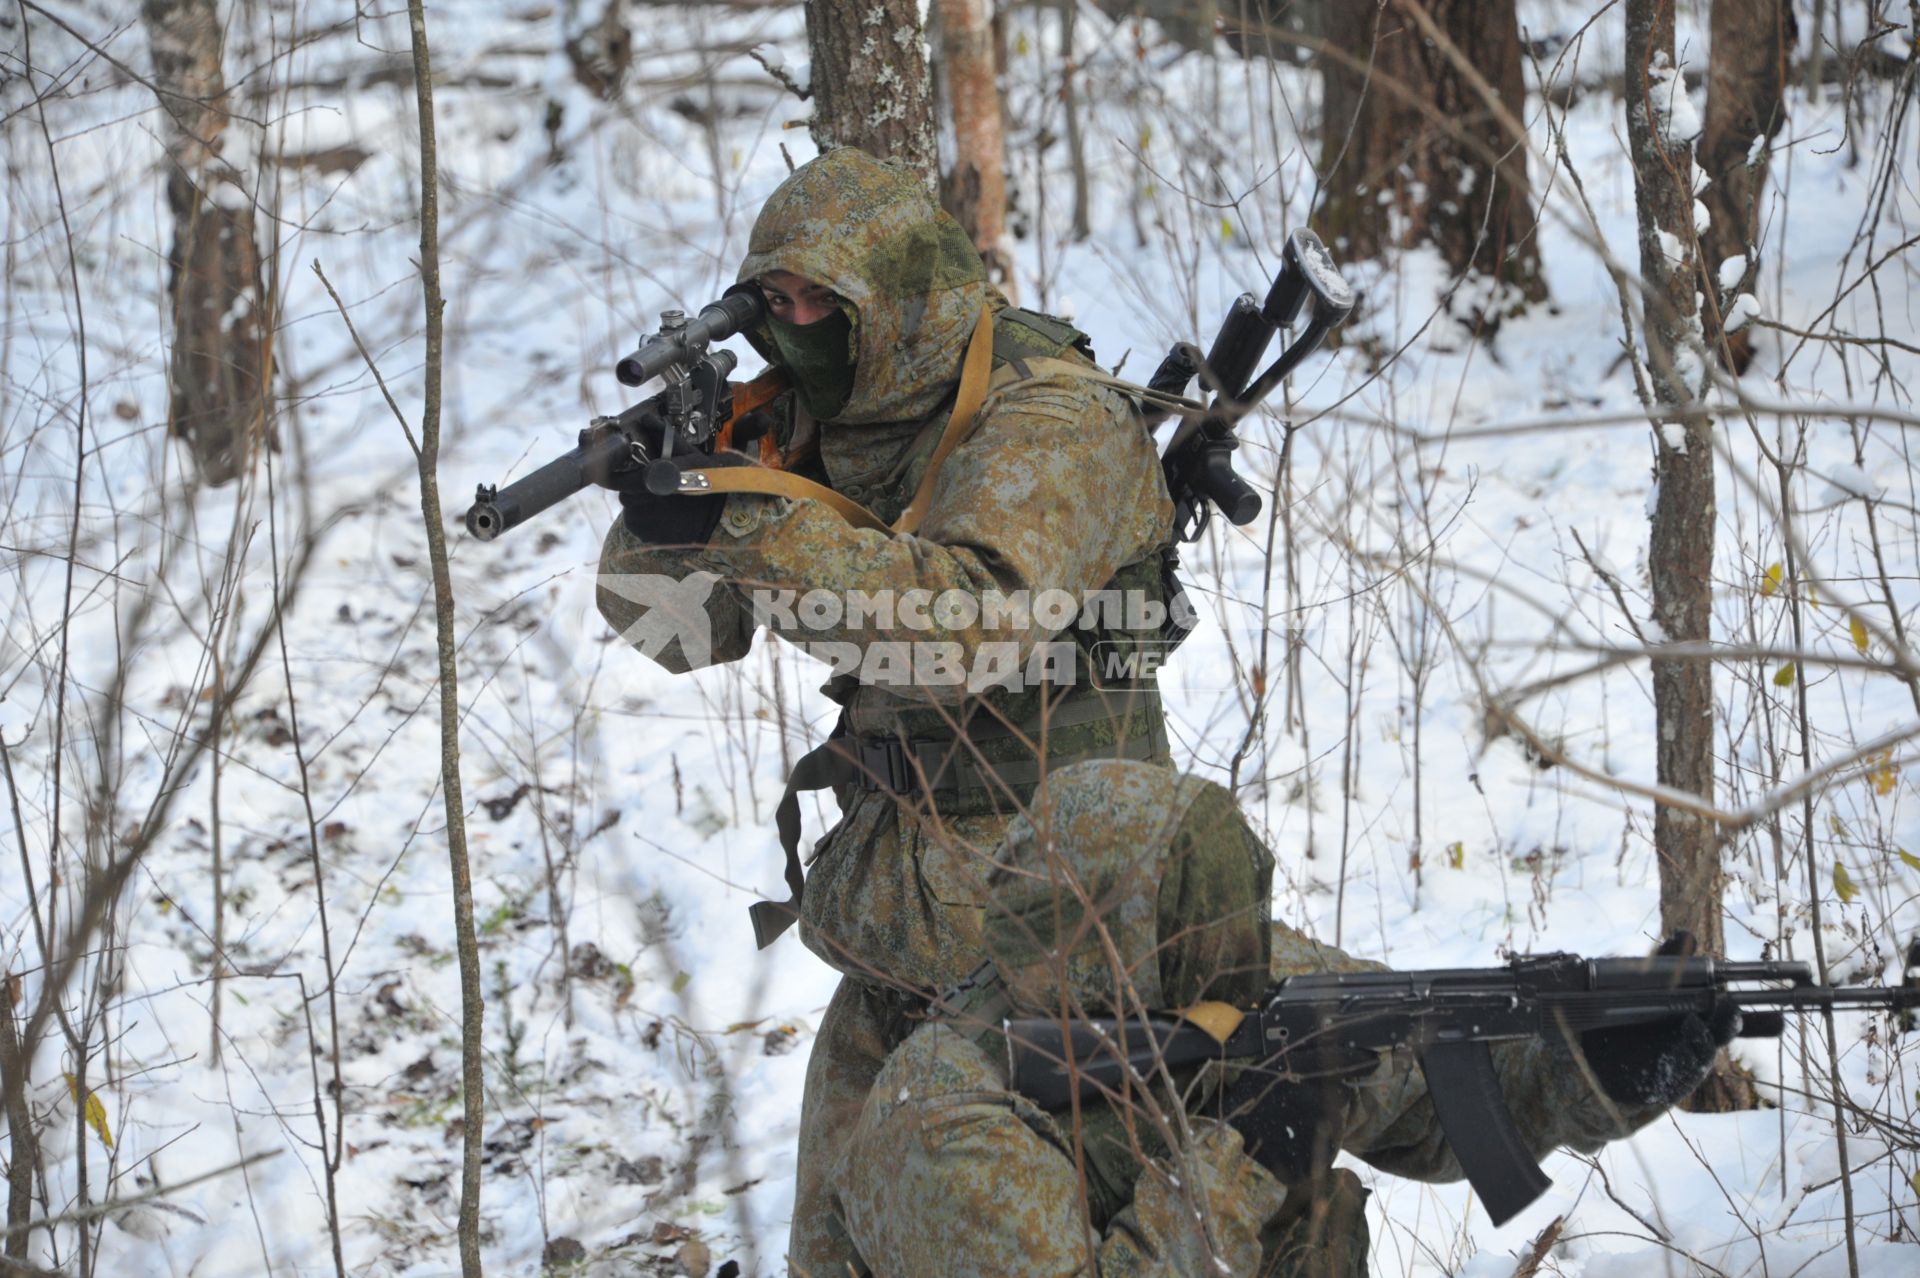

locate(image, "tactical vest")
(746, 306), (1186, 948)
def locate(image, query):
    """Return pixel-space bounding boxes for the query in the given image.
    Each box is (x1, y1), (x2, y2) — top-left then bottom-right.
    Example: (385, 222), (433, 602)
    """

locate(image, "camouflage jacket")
(596, 149), (1173, 991)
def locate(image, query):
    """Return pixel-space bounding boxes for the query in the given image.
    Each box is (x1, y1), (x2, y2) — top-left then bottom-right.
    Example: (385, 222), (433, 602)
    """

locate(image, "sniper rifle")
(466, 232), (1358, 543)
(464, 287), (776, 541)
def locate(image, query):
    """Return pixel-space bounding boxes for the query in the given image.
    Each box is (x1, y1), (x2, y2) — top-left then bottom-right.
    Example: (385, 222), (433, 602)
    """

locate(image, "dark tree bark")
(0, 978), (33, 1264)
(1625, 0), (1752, 1113)
(144, 0), (273, 487)
(933, 0), (1012, 286)
(1315, 0), (1546, 312)
(804, 0), (939, 185)
(1700, 0), (1794, 371)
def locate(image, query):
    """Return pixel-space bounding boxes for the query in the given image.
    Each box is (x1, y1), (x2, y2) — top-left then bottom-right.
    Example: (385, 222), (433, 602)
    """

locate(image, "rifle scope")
(614, 287), (766, 388)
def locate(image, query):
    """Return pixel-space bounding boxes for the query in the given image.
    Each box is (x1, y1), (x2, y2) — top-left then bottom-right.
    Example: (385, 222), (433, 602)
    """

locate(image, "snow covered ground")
(1, 1), (1916, 1274)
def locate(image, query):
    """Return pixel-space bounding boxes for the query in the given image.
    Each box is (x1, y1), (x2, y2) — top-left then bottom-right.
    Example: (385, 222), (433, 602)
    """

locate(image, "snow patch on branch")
(1818, 464), (1885, 504)
(1717, 255), (1748, 293)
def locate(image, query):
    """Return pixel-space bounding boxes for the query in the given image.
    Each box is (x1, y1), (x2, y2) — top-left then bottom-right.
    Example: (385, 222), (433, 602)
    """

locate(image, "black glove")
(601, 451), (749, 547)
(1578, 932), (1742, 1107)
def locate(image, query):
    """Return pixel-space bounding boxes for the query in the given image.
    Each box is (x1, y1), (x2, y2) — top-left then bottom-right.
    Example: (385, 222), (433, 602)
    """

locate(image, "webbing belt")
(749, 687), (1168, 949)
(924, 960), (1016, 1061)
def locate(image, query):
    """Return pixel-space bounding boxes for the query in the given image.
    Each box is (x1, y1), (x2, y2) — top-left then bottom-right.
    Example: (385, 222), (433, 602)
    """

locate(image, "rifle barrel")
(466, 428), (630, 541)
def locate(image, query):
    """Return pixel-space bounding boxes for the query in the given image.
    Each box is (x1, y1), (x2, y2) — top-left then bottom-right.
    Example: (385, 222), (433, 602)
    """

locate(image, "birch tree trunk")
(933, 0), (1012, 287)
(804, 0), (939, 185)
(143, 0), (273, 487)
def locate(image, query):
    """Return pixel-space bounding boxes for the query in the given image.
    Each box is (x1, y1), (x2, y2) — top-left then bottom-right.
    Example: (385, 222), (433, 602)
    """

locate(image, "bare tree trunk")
(1625, 0), (1752, 1113)
(1057, 0), (1092, 244)
(1315, 0), (1546, 312)
(143, 0), (273, 487)
(803, 0), (939, 184)
(1806, 0), (1826, 103)
(403, 4), (485, 1273)
(0, 977), (33, 1263)
(933, 0), (1012, 285)
(1700, 0), (1794, 371)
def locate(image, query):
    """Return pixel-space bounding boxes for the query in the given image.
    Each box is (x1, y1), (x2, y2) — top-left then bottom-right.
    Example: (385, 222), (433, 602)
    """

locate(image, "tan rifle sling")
(680, 307), (1207, 535)
(684, 303), (996, 533)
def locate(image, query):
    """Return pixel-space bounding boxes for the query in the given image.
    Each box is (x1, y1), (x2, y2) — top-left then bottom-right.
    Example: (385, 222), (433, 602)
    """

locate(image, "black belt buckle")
(847, 733), (965, 797)
(852, 735), (916, 795)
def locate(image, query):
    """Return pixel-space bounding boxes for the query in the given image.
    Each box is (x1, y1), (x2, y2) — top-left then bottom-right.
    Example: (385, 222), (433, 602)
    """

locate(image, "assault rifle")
(1005, 948), (1920, 1225)
(1146, 228), (1357, 542)
(465, 287), (777, 541)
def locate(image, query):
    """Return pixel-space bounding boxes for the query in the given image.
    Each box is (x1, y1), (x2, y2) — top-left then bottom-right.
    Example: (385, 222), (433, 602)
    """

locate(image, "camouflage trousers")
(788, 978), (919, 1275)
(833, 1022), (1371, 1278)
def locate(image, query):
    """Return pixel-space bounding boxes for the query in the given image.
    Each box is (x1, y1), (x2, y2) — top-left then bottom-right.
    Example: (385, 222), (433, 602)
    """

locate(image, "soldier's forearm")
(595, 519), (755, 671)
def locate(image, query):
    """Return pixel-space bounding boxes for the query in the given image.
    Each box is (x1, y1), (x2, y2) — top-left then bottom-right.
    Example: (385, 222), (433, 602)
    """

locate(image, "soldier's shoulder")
(993, 306), (1096, 364)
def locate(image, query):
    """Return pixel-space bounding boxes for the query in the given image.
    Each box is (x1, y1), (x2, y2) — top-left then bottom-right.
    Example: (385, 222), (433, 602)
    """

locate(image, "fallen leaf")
(675, 1238), (711, 1278)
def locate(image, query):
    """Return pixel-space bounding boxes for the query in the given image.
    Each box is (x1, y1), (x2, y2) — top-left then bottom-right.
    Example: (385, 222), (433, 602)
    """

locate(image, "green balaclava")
(763, 308), (857, 421)
(983, 759), (1275, 1017)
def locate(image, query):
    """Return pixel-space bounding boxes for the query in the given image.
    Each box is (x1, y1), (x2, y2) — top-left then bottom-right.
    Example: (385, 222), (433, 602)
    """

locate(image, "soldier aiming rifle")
(465, 145), (1339, 1273)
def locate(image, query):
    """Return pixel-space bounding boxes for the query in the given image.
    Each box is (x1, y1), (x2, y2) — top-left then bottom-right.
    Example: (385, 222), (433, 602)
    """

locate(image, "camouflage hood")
(983, 761), (1274, 1016)
(736, 147), (996, 426)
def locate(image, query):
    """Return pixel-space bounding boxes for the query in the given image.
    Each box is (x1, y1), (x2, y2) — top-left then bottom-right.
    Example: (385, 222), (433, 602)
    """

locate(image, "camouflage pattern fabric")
(835, 760), (1670, 1276)
(1258, 1169), (1371, 1278)
(842, 1024), (1286, 1278)
(594, 147), (1175, 1275)
(982, 760), (1274, 1015)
